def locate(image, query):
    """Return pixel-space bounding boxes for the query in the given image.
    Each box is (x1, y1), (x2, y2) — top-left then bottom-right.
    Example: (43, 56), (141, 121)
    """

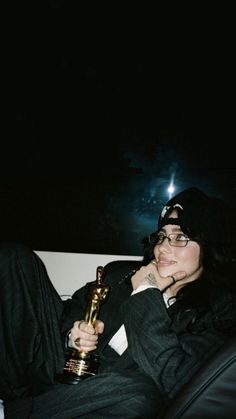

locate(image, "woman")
(2, 187), (236, 418)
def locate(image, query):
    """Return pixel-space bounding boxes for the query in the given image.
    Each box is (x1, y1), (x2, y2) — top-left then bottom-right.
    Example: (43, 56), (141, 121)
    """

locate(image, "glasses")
(149, 232), (190, 247)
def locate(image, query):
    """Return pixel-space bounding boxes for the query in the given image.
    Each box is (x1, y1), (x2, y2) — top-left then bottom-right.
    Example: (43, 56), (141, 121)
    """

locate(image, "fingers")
(70, 320), (104, 351)
(169, 271), (186, 283)
(157, 270), (186, 292)
(162, 271), (186, 292)
(94, 320), (105, 335)
(131, 260), (187, 292)
(150, 259), (186, 285)
(150, 260), (186, 283)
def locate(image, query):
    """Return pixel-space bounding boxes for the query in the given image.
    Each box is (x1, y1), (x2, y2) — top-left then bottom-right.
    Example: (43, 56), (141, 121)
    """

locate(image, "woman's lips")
(157, 259), (176, 267)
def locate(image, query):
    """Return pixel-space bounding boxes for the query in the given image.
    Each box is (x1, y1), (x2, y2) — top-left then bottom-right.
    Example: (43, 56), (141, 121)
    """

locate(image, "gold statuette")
(59, 266), (110, 384)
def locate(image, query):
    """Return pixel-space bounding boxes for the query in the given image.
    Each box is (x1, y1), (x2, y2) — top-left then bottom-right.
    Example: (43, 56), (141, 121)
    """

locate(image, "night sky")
(2, 4), (235, 255)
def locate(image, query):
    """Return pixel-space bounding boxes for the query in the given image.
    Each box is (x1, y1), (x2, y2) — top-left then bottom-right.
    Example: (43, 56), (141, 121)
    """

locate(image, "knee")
(0, 242), (38, 282)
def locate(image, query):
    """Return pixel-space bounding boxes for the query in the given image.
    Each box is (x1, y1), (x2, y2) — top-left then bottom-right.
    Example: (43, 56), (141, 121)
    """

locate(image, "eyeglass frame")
(148, 232), (191, 247)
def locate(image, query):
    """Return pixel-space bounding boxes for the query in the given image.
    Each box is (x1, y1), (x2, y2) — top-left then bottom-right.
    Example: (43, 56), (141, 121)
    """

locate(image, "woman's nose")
(157, 237), (172, 251)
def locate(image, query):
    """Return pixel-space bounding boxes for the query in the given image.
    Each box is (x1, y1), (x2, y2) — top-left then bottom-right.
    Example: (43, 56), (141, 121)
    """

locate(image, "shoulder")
(103, 260), (142, 285)
(210, 286), (236, 331)
(211, 286), (236, 307)
(0, 241), (35, 259)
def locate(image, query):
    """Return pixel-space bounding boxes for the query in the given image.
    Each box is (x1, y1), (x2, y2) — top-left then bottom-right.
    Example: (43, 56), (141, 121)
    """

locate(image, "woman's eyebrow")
(171, 226), (182, 232)
(160, 226), (182, 233)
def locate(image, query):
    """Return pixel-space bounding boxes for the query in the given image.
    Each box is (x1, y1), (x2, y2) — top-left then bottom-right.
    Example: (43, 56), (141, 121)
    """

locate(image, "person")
(1, 187), (236, 418)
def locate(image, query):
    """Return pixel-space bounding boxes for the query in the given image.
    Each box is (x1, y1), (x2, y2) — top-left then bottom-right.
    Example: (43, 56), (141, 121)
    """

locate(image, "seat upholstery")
(161, 334), (236, 418)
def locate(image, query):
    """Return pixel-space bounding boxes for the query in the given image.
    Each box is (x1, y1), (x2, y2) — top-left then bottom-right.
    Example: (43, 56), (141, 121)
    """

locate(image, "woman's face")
(154, 211), (202, 286)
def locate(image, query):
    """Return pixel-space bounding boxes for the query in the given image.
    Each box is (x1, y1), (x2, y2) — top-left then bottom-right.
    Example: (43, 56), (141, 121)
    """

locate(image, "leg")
(0, 243), (65, 402)
(20, 372), (161, 418)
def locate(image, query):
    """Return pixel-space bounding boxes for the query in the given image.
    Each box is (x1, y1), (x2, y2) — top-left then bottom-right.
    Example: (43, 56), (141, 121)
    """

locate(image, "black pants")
(0, 243), (162, 418)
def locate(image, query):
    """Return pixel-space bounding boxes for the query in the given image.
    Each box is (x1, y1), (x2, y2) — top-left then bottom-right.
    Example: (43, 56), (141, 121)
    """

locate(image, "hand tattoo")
(142, 273), (157, 286)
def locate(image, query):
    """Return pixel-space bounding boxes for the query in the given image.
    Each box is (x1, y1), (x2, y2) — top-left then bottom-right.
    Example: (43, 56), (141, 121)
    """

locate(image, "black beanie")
(158, 187), (232, 246)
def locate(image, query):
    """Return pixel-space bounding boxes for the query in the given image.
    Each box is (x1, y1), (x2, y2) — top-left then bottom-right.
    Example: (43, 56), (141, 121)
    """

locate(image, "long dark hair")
(141, 207), (236, 309)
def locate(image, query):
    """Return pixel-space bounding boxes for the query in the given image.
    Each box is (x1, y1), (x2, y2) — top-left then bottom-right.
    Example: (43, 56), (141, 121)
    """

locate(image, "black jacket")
(61, 260), (236, 400)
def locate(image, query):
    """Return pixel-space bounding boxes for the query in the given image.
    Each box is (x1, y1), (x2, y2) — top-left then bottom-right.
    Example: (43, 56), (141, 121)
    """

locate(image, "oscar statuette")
(59, 266), (110, 384)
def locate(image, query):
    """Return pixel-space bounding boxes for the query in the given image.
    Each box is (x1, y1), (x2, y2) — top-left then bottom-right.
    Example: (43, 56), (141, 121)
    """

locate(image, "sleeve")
(60, 285), (88, 340)
(121, 288), (229, 399)
(131, 284), (158, 295)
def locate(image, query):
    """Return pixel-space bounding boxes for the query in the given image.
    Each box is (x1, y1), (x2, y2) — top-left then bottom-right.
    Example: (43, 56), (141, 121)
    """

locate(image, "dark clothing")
(1, 243), (236, 418)
(0, 243), (65, 401)
(5, 374), (161, 419)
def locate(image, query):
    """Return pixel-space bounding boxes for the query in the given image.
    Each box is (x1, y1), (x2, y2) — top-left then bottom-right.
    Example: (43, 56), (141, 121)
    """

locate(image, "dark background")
(2, 4), (235, 255)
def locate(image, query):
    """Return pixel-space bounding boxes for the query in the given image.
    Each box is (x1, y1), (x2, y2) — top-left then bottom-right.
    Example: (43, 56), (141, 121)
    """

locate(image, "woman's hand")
(131, 260), (186, 294)
(68, 320), (104, 351)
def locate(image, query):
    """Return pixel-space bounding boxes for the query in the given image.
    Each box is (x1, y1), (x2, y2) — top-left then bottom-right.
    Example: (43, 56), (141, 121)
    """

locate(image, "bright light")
(167, 178), (175, 199)
(167, 184), (175, 195)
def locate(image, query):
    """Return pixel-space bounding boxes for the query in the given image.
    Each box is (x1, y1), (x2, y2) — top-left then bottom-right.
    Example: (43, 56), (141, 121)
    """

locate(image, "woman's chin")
(158, 269), (176, 278)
